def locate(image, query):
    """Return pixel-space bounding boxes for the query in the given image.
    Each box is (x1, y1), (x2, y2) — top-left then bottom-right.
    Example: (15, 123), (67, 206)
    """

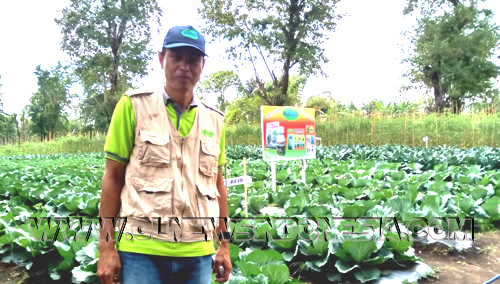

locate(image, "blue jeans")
(118, 251), (213, 284)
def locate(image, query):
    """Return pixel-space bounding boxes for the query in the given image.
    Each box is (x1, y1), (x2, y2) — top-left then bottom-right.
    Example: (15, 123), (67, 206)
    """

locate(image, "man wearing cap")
(97, 25), (232, 284)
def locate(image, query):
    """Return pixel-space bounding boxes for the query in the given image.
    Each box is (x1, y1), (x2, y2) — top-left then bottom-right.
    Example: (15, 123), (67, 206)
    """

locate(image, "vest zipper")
(179, 136), (185, 240)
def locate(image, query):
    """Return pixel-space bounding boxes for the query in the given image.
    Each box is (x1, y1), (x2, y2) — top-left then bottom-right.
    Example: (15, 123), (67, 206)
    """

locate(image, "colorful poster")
(261, 106), (317, 161)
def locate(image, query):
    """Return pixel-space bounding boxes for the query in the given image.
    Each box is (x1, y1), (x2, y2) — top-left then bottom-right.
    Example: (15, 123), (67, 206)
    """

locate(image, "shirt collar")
(162, 88), (200, 108)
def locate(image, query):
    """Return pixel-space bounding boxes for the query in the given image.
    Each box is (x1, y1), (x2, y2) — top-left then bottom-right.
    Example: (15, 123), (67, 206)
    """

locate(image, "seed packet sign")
(261, 106), (317, 161)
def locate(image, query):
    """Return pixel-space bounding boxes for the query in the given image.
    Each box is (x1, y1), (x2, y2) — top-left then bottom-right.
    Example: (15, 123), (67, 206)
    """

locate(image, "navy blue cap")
(162, 25), (208, 57)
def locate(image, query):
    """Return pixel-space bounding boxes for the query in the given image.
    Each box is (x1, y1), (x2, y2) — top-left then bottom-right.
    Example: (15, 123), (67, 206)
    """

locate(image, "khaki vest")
(117, 89), (224, 243)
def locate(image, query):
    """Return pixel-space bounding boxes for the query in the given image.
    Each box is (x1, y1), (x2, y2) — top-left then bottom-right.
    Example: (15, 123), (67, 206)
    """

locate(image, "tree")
(28, 64), (72, 141)
(18, 107), (30, 144)
(0, 74), (4, 115)
(0, 115), (17, 145)
(404, 0), (487, 16)
(55, 0), (162, 129)
(305, 93), (331, 116)
(225, 95), (263, 125)
(198, 70), (242, 112)
(198, 0), (342, 106)
(403, 0), (500, 113)
(225, 75), (306, 124)
(253, 75), (306, 106)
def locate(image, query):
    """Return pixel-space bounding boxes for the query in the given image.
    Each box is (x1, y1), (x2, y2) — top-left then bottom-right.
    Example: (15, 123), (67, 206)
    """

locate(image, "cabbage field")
(1, 145), (500, 283)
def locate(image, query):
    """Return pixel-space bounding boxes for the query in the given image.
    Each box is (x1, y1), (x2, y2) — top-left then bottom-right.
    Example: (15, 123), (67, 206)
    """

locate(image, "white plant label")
(224, 175), (252, 187)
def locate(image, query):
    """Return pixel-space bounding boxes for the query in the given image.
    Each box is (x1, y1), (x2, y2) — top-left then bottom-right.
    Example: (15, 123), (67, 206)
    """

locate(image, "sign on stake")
(243, 157), (248, 217)
(223, 157), (252, 218)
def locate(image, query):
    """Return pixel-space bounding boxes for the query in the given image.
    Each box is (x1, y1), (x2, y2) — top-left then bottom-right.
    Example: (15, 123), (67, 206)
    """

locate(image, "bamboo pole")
(493, 116), (496, 148)
(404, 111), (408, 145)
(358, 111), (361, 145)
(244, 157), (248, 218)
(371, 111), (376, 146)
(435, 113), (438, 148)
(472, 111), (475, 148)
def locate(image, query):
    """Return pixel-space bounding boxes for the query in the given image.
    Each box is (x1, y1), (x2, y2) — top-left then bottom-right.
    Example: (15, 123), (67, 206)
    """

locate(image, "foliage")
(403, 0), (500, 112)
(0, 74), (3, 113)
(225, 144), (500, 171)
(4, 104), (500, 152)
(225, 95), (264, 125)
(253, 75), (306, 106)
(55, 0), (163, 131)
(0, 154), (103, 283)
(225, 75), (306, 125)
(0, 136), (107, 157)
(2, 145), (498, 283)
(305, 92), (334, 116)
(222, 146), (499, 282)
(198, 70), (243, 112)
(0, 75), (19, 145)
(27, 63), (73, 141)
(198, 0), (342, 106)
(226, 109), (500, 148)
(404, 0), (488, 16)
(0, 114), (18, 145)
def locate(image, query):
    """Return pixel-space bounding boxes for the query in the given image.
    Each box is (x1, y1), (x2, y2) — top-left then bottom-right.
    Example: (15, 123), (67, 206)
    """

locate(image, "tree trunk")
(109, 50), (119, 103)
(280, 60), (291, 106)
(433, 83), (445, 112)
(451, 98), (463, 114)
(431, 60), (445, 113)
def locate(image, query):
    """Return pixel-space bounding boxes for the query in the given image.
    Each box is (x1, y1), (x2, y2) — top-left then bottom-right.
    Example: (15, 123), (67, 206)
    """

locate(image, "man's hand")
(213, 242), (232, 282)
(97, 244), (122, 284)
(214, 161), (231, 281)
(98, 158), (126, 284)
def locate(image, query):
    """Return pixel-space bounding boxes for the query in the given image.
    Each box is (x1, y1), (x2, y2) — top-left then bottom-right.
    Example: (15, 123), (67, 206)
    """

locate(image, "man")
(97, 25), (232, 284)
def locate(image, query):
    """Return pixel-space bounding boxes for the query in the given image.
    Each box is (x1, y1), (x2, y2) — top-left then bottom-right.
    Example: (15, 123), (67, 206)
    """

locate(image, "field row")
(0, 145), (499, 283)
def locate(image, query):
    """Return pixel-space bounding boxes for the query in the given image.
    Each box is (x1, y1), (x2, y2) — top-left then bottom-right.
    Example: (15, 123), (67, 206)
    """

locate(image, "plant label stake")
(423, 136), (429, 148)
(243, 157), (248, 218)
(302, 159), (307, 184)
(271, 161), (276, 193)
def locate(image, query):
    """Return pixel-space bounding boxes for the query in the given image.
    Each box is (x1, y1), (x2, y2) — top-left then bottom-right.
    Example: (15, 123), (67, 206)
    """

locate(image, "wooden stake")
(371, 111), (376, 146)
(243, 157), (248, 218)
(404, 111), (407, 145)
(435, 113), (438, 148)
(412, 111), (415, 147)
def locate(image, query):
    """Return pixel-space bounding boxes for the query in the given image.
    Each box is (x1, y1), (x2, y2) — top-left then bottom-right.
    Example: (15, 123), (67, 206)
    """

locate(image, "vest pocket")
(199, 140), (220, 176)
(196, 184), (220, 222)
(130, 177), (174, 219)
(138, 131), (171, 167)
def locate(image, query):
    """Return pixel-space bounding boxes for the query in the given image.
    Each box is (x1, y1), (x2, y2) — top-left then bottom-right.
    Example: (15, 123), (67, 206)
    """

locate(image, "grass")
(1, 110), (499, 156)
(226, 110), (500, 148)
(480, 244), (497, 254)
(0, 136), (106, 156)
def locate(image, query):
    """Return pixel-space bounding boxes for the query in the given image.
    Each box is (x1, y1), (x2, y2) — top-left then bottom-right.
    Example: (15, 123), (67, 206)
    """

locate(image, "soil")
(416, 230), (500, 284)
(1, 231), (500, 284)
(0, 262), (27, 284)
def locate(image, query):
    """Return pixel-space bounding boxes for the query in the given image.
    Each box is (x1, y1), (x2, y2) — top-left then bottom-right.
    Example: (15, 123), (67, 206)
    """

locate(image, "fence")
(225, 110), (500, 149)
(1, 110), (499, 156)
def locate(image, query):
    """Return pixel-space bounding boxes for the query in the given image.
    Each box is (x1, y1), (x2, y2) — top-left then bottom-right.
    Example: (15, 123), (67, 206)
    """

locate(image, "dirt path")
(0, 262), (66, 284)
(0, 262), (26, 284)
(417, 230), (500, 284)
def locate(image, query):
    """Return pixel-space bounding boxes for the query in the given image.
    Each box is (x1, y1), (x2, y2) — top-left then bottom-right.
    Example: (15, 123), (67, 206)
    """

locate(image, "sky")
(0, 0), (499, 116)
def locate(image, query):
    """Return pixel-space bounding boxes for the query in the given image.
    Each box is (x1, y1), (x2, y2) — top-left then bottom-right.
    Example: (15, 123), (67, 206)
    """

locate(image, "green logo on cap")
(181, 29), (198, 40)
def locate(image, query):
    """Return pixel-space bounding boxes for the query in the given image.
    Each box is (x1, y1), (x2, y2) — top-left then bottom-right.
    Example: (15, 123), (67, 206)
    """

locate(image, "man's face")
(159, 47), (205, 93)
